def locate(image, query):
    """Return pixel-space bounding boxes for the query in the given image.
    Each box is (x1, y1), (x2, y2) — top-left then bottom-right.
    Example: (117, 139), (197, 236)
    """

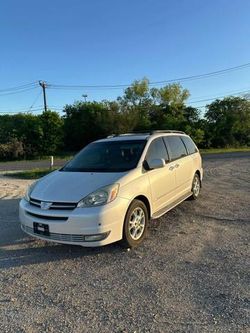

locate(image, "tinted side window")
(181, 136), (197, 155)
(146, 138), (169, 162)
(164, 136), (187, 160)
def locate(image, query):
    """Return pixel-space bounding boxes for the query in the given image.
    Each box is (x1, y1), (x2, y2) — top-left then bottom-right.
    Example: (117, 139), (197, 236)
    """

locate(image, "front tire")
(190, 173), (201, 200)
(121, 200), (149, 248)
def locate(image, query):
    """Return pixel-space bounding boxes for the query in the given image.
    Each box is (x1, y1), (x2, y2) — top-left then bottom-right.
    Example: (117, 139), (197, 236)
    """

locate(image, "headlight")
(77, 184), (119, 208)
(24, 181), (38, 202)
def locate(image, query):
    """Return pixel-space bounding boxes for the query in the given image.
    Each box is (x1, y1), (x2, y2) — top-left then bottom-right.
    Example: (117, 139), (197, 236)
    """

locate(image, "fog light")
(84, 232), (110, 242)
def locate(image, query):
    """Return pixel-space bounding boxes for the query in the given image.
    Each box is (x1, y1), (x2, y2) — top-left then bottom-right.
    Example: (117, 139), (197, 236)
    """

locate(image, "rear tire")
(121, 200), (149, 248)
(190, 173), (201, 200)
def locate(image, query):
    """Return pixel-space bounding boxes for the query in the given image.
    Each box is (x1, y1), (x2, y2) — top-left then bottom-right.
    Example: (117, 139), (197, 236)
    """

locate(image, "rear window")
(181, 136), (197, 155)
(164, 136), (187, 160)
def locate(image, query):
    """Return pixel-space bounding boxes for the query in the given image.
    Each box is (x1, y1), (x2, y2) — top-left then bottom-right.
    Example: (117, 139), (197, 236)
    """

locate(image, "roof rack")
(107, 132), (150, 138)
(106, 130), (186, 138)
(150, 130), (186, 134)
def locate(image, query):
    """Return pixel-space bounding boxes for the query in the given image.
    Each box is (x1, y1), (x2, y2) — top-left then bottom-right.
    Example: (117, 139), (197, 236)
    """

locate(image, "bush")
(0, 138), (25, 160)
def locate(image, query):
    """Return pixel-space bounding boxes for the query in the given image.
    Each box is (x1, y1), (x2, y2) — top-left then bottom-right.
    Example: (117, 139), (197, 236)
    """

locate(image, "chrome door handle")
(175, 164), (180, 168)
(169, 166), (175, 171)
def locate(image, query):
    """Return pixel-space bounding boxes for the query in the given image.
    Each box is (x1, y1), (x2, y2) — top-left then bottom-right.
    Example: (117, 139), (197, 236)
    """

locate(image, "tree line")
(0, 79), (249, 160)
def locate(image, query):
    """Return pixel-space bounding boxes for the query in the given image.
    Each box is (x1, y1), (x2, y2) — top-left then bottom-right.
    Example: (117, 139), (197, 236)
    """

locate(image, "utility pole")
(82, 94), (88, 102)
(39, 81), (47, 112)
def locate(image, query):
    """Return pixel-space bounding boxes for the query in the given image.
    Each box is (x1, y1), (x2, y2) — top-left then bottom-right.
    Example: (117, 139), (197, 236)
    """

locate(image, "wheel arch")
(133, 195), (151, 219)
(195, 170), (202, 187)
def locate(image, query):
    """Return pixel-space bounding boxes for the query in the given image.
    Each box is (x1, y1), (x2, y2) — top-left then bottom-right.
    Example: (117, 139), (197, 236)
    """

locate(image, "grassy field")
(200, 147), (250, 154)
(0, 154), (72, 164)
(5, 168), (57, 179)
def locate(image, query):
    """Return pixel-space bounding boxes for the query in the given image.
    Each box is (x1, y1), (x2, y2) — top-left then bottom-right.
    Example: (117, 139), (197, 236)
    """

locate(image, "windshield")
(62, 140), (146, 172)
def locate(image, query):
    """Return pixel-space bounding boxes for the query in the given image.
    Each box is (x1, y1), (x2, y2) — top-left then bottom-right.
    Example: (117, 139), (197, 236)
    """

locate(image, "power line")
(186, 87), (250, 101)
(0, 81), (38, 93)
(47, 62), (250, 90)
(0, 104), (62, 114)
(0, 105), (44, 111)
(27, 91), (42, 113)
(1, 62), (250, 94)
(0, 107), (44, 114)
(188, 89), (250, 105)
(0, 86), (38, 97)
(1, 61), (250, 114)
(0, 106), (62, 114)
(1, 86), (249, 114)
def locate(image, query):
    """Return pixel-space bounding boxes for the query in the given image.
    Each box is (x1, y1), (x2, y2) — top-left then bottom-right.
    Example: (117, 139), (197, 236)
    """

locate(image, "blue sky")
(0, 0), (250, 114)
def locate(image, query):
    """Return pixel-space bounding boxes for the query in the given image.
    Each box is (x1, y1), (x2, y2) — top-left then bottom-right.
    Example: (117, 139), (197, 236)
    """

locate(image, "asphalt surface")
(0, 152), (249, 332)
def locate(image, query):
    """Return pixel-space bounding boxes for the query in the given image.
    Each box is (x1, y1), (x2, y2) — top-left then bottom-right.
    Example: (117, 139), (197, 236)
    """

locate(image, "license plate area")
(33, 222), (50, 236)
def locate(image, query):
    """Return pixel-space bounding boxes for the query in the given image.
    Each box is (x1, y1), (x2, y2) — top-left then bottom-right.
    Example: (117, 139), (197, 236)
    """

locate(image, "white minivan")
(19, 130), (203, 248)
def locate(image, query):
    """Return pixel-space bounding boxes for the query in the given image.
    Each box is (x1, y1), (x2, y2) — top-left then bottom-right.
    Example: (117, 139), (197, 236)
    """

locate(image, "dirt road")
(0, 153), (249, 332)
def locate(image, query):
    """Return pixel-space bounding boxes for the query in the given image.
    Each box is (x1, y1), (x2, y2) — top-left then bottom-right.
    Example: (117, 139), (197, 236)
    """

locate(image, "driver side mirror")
(147, 158), (165, 170)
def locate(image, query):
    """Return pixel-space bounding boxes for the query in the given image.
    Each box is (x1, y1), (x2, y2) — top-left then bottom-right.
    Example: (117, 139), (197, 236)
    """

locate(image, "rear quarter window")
(181, 136), (198, 155)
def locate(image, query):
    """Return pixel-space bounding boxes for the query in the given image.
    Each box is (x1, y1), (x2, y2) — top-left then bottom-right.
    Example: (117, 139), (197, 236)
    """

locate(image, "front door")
(145, 138), (177, 213)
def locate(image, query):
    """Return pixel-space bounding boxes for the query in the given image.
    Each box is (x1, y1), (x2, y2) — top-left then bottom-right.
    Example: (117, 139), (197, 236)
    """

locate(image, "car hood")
(30, 170), (127, 203)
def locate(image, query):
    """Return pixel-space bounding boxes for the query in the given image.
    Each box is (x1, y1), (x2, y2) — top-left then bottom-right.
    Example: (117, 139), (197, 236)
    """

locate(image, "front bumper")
(19, 197), (129, 247)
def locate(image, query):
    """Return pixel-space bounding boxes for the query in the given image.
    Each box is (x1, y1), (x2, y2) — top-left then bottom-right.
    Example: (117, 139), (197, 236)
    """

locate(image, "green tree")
(1, 79), (250, 161)
(39, 110), (63, 155)
(149, 84), (191, 132)
(63, 102), (117, 151)
(117, 78), (152, 131)
(118, 78), (152, 107)
(150, 83), (190, 110)
(117, 79), (190, 132)
(0, 113), (43, 159)
(205, 97), (250, 147)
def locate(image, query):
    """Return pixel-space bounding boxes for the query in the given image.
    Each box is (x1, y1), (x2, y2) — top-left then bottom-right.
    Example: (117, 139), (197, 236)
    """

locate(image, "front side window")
(146, 138), (169, 162)
(62, 140), (146, 172)
(181, 136), (197, 155)
(164, 136), (187, 160)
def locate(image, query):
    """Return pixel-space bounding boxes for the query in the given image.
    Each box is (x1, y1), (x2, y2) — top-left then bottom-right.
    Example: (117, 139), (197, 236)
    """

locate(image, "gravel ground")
(0, 153), (249, 333)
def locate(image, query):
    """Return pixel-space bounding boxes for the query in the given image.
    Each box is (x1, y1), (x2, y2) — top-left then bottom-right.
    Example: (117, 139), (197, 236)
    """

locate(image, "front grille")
(22, 225), (85, 242)
(25, 211), (68, 221)
(30, 197), (77, 210)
